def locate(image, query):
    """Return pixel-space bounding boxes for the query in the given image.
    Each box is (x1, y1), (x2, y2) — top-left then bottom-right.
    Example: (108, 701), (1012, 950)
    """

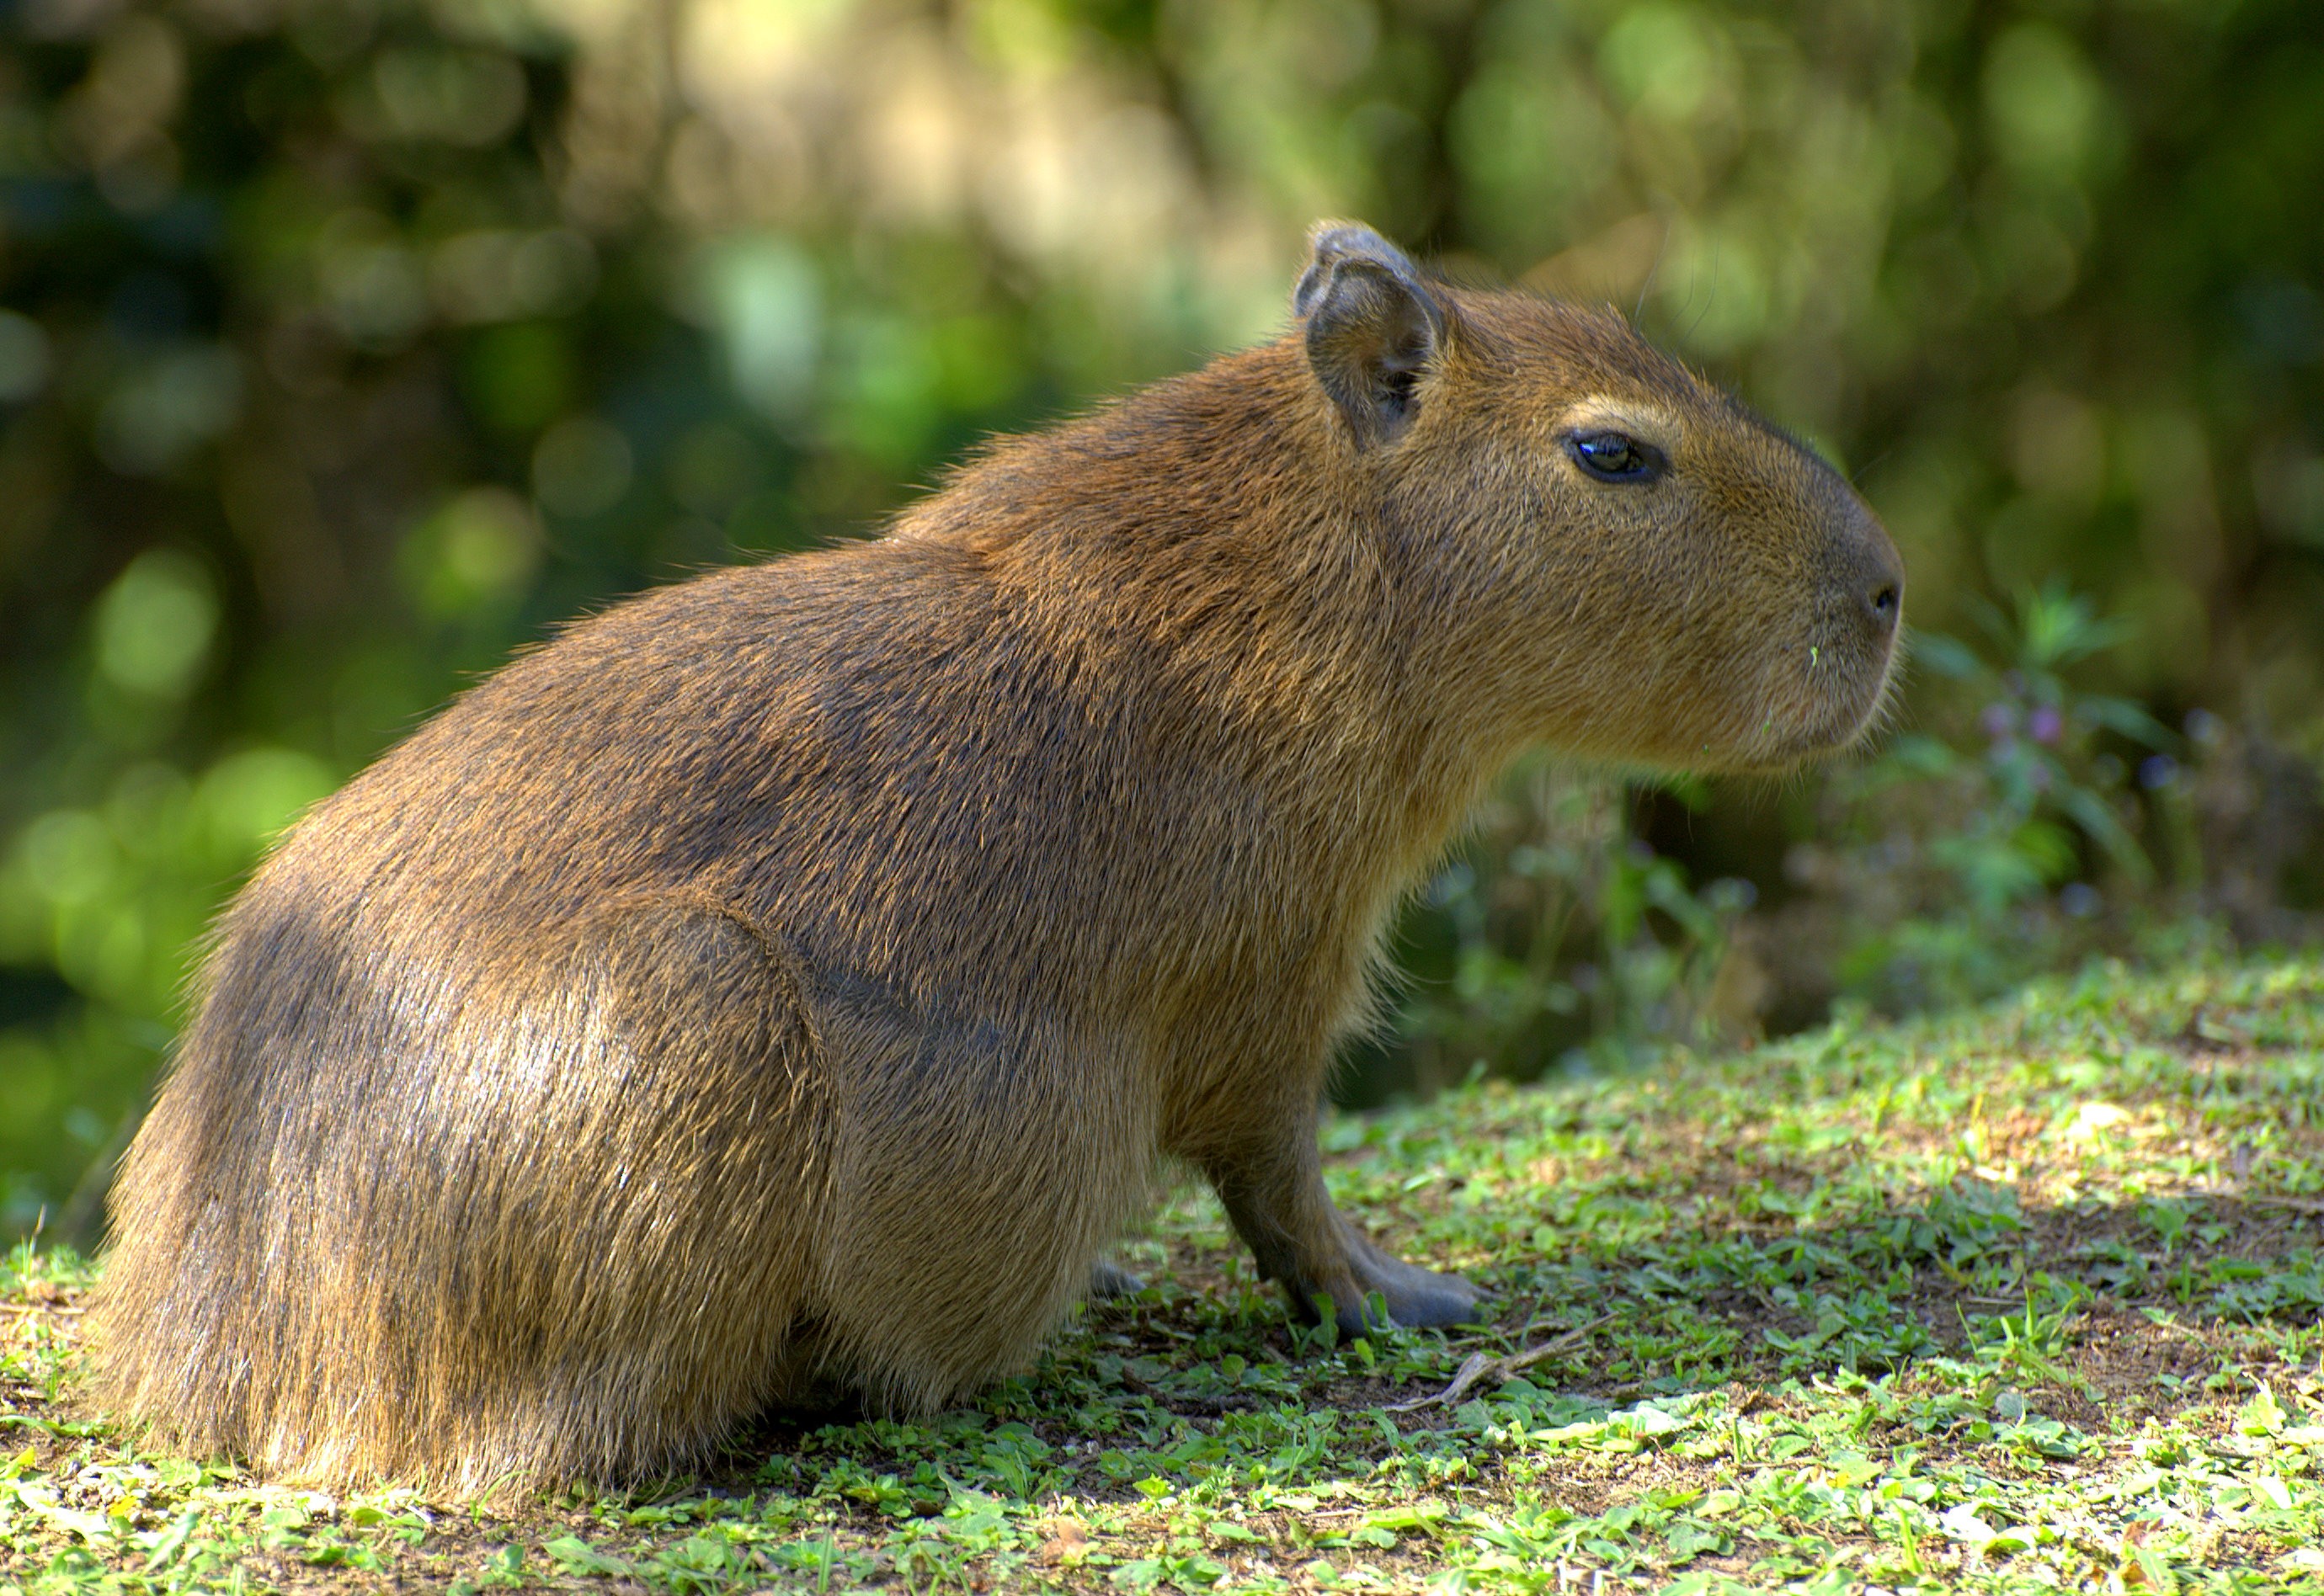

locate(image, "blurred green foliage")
(1806, 585), (2193, 1015)
(1383, 767), (1755, 1099)
(1, 0), (2320, 1235)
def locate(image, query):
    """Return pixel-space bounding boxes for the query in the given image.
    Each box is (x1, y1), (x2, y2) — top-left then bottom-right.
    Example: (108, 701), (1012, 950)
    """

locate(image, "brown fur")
(90, 225), (1901, 1495)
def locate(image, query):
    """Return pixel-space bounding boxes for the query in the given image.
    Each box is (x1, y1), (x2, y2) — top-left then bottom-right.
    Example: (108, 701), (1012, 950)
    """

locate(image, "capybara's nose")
(1846, 513), (1905, 646)
(1866, 566), (1901, 637)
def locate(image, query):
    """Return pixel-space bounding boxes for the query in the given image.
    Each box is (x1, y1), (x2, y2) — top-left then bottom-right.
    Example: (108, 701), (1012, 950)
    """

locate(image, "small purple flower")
(2028, 705), (2064, 745)
(2139, 755), (2178, 790)
(1981, 703), (2016, 739)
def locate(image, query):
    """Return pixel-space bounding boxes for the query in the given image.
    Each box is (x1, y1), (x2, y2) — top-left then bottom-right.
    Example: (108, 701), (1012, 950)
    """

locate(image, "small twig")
(1451, 1290), (1548, 1350)
(2239, 1194), (2324, 1214)
(1389, 1314), (1613, 1412)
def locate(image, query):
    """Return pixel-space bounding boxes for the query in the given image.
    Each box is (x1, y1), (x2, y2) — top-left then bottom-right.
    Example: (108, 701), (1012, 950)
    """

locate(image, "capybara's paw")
(1300, 1248), (1484, 1334)
(1088, 1258), (1148, 1300)
(1357, 1256), (1484, 1332)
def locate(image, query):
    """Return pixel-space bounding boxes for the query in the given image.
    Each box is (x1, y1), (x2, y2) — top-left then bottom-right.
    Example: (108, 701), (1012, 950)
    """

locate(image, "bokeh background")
(3, 0), (2321, 1240)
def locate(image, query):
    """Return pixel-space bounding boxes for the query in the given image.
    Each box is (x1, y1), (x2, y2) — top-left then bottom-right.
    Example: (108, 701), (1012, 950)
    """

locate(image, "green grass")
(6, 951), (2324, 1593)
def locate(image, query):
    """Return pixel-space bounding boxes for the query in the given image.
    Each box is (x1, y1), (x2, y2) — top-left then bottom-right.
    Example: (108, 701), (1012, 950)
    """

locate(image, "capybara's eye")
(1566, 430), (1663, 482)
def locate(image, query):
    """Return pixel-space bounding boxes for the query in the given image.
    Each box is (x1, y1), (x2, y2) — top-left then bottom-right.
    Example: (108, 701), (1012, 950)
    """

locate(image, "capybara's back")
(93, 226), (1902, 1492)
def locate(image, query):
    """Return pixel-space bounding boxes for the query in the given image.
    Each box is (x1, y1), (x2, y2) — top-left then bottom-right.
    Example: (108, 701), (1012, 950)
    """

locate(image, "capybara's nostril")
(1852, 524), (1905, 641)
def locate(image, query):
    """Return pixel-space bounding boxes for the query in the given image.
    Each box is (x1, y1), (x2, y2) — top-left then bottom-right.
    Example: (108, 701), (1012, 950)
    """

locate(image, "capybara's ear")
(1293, 222), (1449, 448)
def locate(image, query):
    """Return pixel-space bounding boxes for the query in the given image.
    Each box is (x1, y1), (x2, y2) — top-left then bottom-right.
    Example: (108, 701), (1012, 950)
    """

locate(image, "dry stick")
(2239, 1194), (2324, 1214)
(1389, 1314), (1615, 1412)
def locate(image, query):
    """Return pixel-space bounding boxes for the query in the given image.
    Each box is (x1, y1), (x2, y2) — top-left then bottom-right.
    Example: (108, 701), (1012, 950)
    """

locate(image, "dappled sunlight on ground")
(7, 954), (2323, 1591)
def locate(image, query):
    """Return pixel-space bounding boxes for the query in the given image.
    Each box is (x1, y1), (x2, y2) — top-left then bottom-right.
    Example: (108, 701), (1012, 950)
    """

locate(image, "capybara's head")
(1294, 223), (1903, 773)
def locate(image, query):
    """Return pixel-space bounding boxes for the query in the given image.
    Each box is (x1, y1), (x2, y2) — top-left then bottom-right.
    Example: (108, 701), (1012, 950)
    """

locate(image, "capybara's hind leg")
(99, 893), (837, 1494)
(424, 897), (840, 1490)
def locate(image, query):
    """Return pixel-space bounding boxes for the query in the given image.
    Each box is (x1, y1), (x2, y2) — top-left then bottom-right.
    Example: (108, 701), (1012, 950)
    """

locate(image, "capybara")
(92, 224), (1903, 1493)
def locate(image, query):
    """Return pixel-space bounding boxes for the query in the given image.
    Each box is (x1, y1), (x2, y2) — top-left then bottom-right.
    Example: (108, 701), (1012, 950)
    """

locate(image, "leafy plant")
(1899, 583), (2171, 905)
(1387, 764), (1755, 1097)
(1813, 583), (2182, 1014)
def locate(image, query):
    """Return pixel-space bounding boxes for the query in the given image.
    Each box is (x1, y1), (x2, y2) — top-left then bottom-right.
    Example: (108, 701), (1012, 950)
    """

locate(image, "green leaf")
(542, 1535), (632, 1577)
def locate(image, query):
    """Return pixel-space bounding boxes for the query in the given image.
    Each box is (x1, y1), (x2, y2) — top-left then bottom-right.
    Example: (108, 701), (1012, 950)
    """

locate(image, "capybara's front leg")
(1204, 1104), (1482, 1333)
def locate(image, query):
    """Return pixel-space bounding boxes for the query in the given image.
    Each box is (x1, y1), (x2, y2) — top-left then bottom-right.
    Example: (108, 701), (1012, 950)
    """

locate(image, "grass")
(5, 950), (2324, 1593)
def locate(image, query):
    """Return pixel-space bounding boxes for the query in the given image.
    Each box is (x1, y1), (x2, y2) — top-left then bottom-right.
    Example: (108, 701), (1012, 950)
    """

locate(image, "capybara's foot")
(1089, 1258), (1148, 1299)
(1303, 1239), (1484, 1333)
(1213, 1157), (1486, 1336)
